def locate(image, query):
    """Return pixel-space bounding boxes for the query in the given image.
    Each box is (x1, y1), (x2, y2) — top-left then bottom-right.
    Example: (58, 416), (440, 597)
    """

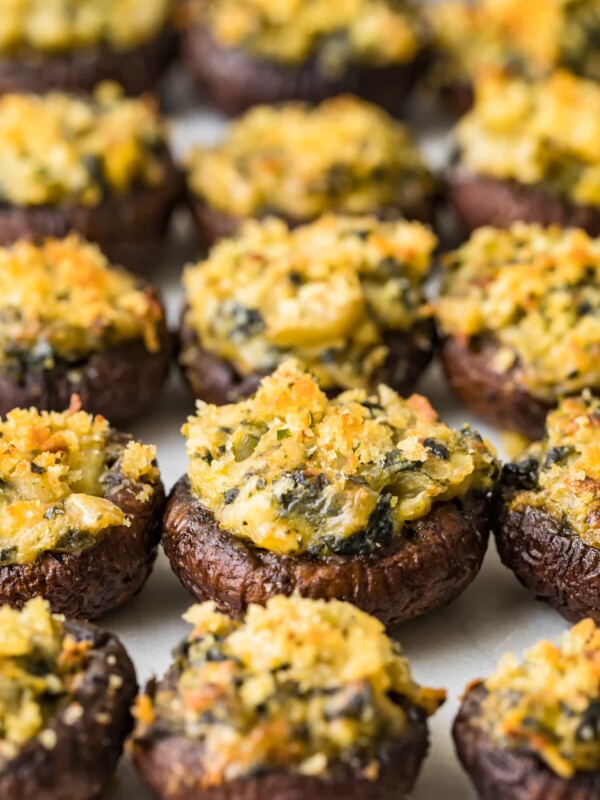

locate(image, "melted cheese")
(183, 359), (498, 556)
(134, 596), (445, 784)
(186, 95), (434, 219)
(479, 619), (600, 778)
(456, 70), (600, 209)
(0, 83), (167, 208)
(0, 598), (90, 762)
(0, 235), (163, 368)
(0, 404), (158, 564)
(430, 0), (600, 85)
(508, 393), (600, 548)
(183, 214), (436, 390)
(0, 0), (171, 53)
(437, 223), (600, 402)
(191, 0), (423, 66)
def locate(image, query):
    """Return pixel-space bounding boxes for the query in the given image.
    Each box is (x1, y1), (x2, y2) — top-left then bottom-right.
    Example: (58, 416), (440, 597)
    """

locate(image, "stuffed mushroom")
(454, 618), (600, 799)
(180, 0), (430, 116)
(163, 359), (499, 624)
(0, 84), (180, 271)
(0, 597), (137, 800)
(449, 70), (600, 235)
(132, 594), (446, 799)
(428, 0), (600, 115)
(0, 0), (176, 96)
(437, 223), (600, 438)
(179, 214), (437, 404)
(495, 393), (600, 623)
(185, 95), (438, 246)
(0, 401), (165, 618)
(0, 235), (170, 423)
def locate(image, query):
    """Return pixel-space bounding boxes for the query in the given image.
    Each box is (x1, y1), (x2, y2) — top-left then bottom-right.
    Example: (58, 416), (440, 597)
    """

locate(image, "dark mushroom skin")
(441, 336), (551, 440)
(188, 192), (438, 249)
(182, 22), (429, 117)
(133, 701), (429, 800)
(449, 170), (600, 237)
(0, 618), (138, 800)
(0, 150), (182, 273)
(179, 317), (436, 406)
(0, 304), (172, 426)
(0, 432), (165, 619)
(162, 476), (490, 625)
(0, 27), (177, 97)
(453, 683), (600, 800)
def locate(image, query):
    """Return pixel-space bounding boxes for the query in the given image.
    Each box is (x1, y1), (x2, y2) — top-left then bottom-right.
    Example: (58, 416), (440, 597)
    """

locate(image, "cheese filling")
(182, 214), (436, 391)
(134, 596), (446, 784)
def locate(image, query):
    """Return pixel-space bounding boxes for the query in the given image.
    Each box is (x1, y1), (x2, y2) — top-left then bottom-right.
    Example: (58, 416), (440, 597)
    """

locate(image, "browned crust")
(178, 315), (436, 405)
(0, 299), (171, 426)
(182, 22), (429, 117)
(0, 150), (182, 273)
(0, 619), (137, 800)
(0, 432), (165, 619)
(0, 27), (177, 96)
(449, 170), (600, 236)
(189, 193), (437, 249)
(453, 683), (600, 800)
(162, 476), (490, 626)
(495, 502), (600, 624)
(133, 670), (429, 800)
(441, 336), (551, 439)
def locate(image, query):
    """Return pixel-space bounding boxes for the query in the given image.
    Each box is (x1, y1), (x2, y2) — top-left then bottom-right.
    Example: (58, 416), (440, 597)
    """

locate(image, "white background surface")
(102, 71), (569, 799)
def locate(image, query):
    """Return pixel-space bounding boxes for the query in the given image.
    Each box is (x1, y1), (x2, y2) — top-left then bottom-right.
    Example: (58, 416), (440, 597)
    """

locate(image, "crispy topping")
(0, 236), (163, 368)
(436, 223), (600, 402)
(455, 70), (600, 209)
(0, 83), (167, 208)
(0, 0), (171, 54)
(186, 96), (434, 219)
(191, 0), (423, 66)
(506, 393), (600, 548)
(0, 598), (90, 762)
(134, 595), (445, 784)
(183, 214), (436, 391)
(0, 405), (158, 564)
(479, 619), (600, 777)
(183, 360), (498, 556)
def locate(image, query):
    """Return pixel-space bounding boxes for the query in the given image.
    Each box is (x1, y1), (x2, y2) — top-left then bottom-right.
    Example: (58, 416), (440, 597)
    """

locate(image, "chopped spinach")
(423, 438), (450, 460)
(223, 487), (240, 505)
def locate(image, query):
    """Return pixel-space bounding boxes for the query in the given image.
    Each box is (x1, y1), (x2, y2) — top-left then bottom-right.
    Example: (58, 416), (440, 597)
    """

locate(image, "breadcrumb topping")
(0, 83), (167, 208)
(437, 223), (600, 402)
(0, 598), (90, 762)
(183, 360), (498, 556)
(429, 0), (600, 85)
(191, 0), (423, 67)
(455, 71), (600, 210)
(506, 393), (600, 548)
(182, 214), (436, 391)
(0, 405), (158, 564)
(479, 618), (600, 777)
(0, 235), (163, 369)
(186, 96), (434, 219)
(133, 595), (446, 784)
(0, 0), (171, 54)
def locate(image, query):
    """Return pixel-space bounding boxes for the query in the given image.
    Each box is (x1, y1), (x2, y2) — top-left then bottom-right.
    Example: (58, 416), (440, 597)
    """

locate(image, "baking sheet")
(103, 71), (569, 799)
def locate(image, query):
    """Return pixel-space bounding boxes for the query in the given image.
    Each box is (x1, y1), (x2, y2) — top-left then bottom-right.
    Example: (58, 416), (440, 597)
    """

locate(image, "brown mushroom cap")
(449, 170), (600, 237)
(0, 618), (137, 800)
(162, 476), (490, 625)
(0, 149), (182, 273)
(0, 432), (165, 619)
(182, 22), (428, 118)
(0, 27), (177, 96)
(441, 336), (551, 439)
(454, 682), (600, 800)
